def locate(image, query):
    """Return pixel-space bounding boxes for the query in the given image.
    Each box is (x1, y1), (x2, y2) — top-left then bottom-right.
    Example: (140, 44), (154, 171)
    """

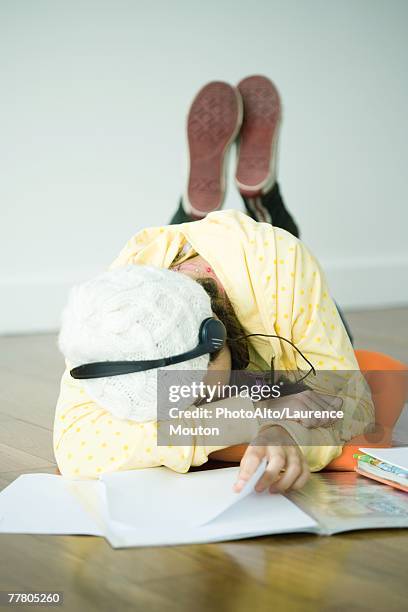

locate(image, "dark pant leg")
(241, 182), (300, 238)
(168, 199), (192, 225)
(336, 308), (354, 345)
(170, 184), (300, 232)
(169, 184), (299, 231)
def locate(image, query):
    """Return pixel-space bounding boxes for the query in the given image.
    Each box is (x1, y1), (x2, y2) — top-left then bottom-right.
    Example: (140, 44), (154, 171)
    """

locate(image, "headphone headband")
(69, 317), (227, 379)
(69, 318), (316, 384)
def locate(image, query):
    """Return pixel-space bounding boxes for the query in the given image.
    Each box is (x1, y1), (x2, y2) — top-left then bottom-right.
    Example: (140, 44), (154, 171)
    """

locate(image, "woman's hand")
(233, 425), (310, 494)
(258, 389), (343, 428)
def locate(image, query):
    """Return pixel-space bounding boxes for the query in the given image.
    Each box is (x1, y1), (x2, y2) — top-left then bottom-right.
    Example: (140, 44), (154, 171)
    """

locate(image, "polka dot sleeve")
(53, 363), (203, 478)
(53, 362), (258, 479)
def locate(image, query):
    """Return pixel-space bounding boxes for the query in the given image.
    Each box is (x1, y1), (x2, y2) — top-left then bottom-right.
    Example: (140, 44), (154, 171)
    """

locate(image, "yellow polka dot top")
(53, 210), (374, 478)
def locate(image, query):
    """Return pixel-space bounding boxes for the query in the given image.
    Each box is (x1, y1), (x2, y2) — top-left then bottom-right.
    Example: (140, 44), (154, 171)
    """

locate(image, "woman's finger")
(269, 451), (303, 492)
(254, 451), (286, 493)
(291, 461), (311, 490)
(234, 447), (263, 493)
(294, 413), (320, 428)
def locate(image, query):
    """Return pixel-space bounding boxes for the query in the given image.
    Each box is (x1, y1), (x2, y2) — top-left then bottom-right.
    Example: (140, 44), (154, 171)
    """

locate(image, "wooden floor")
(0, 307), (407, 611)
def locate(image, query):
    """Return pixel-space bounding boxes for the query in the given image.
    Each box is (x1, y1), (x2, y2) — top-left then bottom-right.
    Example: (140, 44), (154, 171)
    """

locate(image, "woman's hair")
(195, 277), (249, 370)
(196, 276), (310, 396)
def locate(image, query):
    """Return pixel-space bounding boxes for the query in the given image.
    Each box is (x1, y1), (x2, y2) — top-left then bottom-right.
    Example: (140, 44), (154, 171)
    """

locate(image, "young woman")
(54, 77), (374, 493)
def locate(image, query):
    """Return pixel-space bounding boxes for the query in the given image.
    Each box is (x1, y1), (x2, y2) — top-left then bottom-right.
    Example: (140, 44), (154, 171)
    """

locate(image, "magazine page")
(287, 472), (408, 535)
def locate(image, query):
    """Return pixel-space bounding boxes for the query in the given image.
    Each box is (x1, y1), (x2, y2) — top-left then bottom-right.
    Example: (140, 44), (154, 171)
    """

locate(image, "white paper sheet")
(100, 460), (267, 528)
(0, 466), (318, 547)
(0, 474), (103, 536)
(100, 463), (317, 548)
(103, 489), (317, 548)
(359, 447), (408, 471)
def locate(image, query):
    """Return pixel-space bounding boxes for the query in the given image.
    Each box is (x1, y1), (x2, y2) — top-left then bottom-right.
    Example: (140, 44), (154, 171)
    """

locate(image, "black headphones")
(69, 316), (316, 383)
(69, 317), (227, 379)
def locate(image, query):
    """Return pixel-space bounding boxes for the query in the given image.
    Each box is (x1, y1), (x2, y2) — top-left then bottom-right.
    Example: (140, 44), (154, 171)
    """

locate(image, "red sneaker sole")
(236, 75), (281, 197)
(186, 82), (242, 216)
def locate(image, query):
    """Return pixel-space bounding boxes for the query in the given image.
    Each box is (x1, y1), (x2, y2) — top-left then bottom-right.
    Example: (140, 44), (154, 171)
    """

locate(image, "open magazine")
(287, 471), (408, 534)
(1, 462), (407, 548)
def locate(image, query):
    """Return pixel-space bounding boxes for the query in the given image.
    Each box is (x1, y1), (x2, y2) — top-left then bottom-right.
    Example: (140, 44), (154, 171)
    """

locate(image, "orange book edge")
(355, 467), (408, 493)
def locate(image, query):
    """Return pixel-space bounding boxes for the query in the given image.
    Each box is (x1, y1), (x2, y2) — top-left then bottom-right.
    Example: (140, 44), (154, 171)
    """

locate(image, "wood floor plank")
(345, 307), (408, 344)
(0, 333), (63, 376)
(0, 369), (59, 428)
(0, 442), (55, 473)
(0, 414), (54, 463)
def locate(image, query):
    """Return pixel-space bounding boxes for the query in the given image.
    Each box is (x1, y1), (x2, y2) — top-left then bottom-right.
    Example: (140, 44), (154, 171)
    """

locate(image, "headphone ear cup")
(199, 317), (227, 353)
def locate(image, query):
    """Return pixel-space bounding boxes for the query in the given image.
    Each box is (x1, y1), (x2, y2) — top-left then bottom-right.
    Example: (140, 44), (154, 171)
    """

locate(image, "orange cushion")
(210, 350), (408, 471)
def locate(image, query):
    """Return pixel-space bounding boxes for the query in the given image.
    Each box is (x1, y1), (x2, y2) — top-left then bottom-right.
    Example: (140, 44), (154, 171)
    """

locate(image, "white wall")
(1, 0), (408, 334)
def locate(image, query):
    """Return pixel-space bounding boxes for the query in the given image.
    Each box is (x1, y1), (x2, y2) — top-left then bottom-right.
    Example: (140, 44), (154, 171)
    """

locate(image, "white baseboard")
(0, 274), (95, 336)
(323, 255), (408, 310)
(1, 257), (408, 335)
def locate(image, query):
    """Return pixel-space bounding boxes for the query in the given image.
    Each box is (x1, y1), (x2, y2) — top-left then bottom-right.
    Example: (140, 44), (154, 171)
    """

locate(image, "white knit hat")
(58, 264), (213, 421)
